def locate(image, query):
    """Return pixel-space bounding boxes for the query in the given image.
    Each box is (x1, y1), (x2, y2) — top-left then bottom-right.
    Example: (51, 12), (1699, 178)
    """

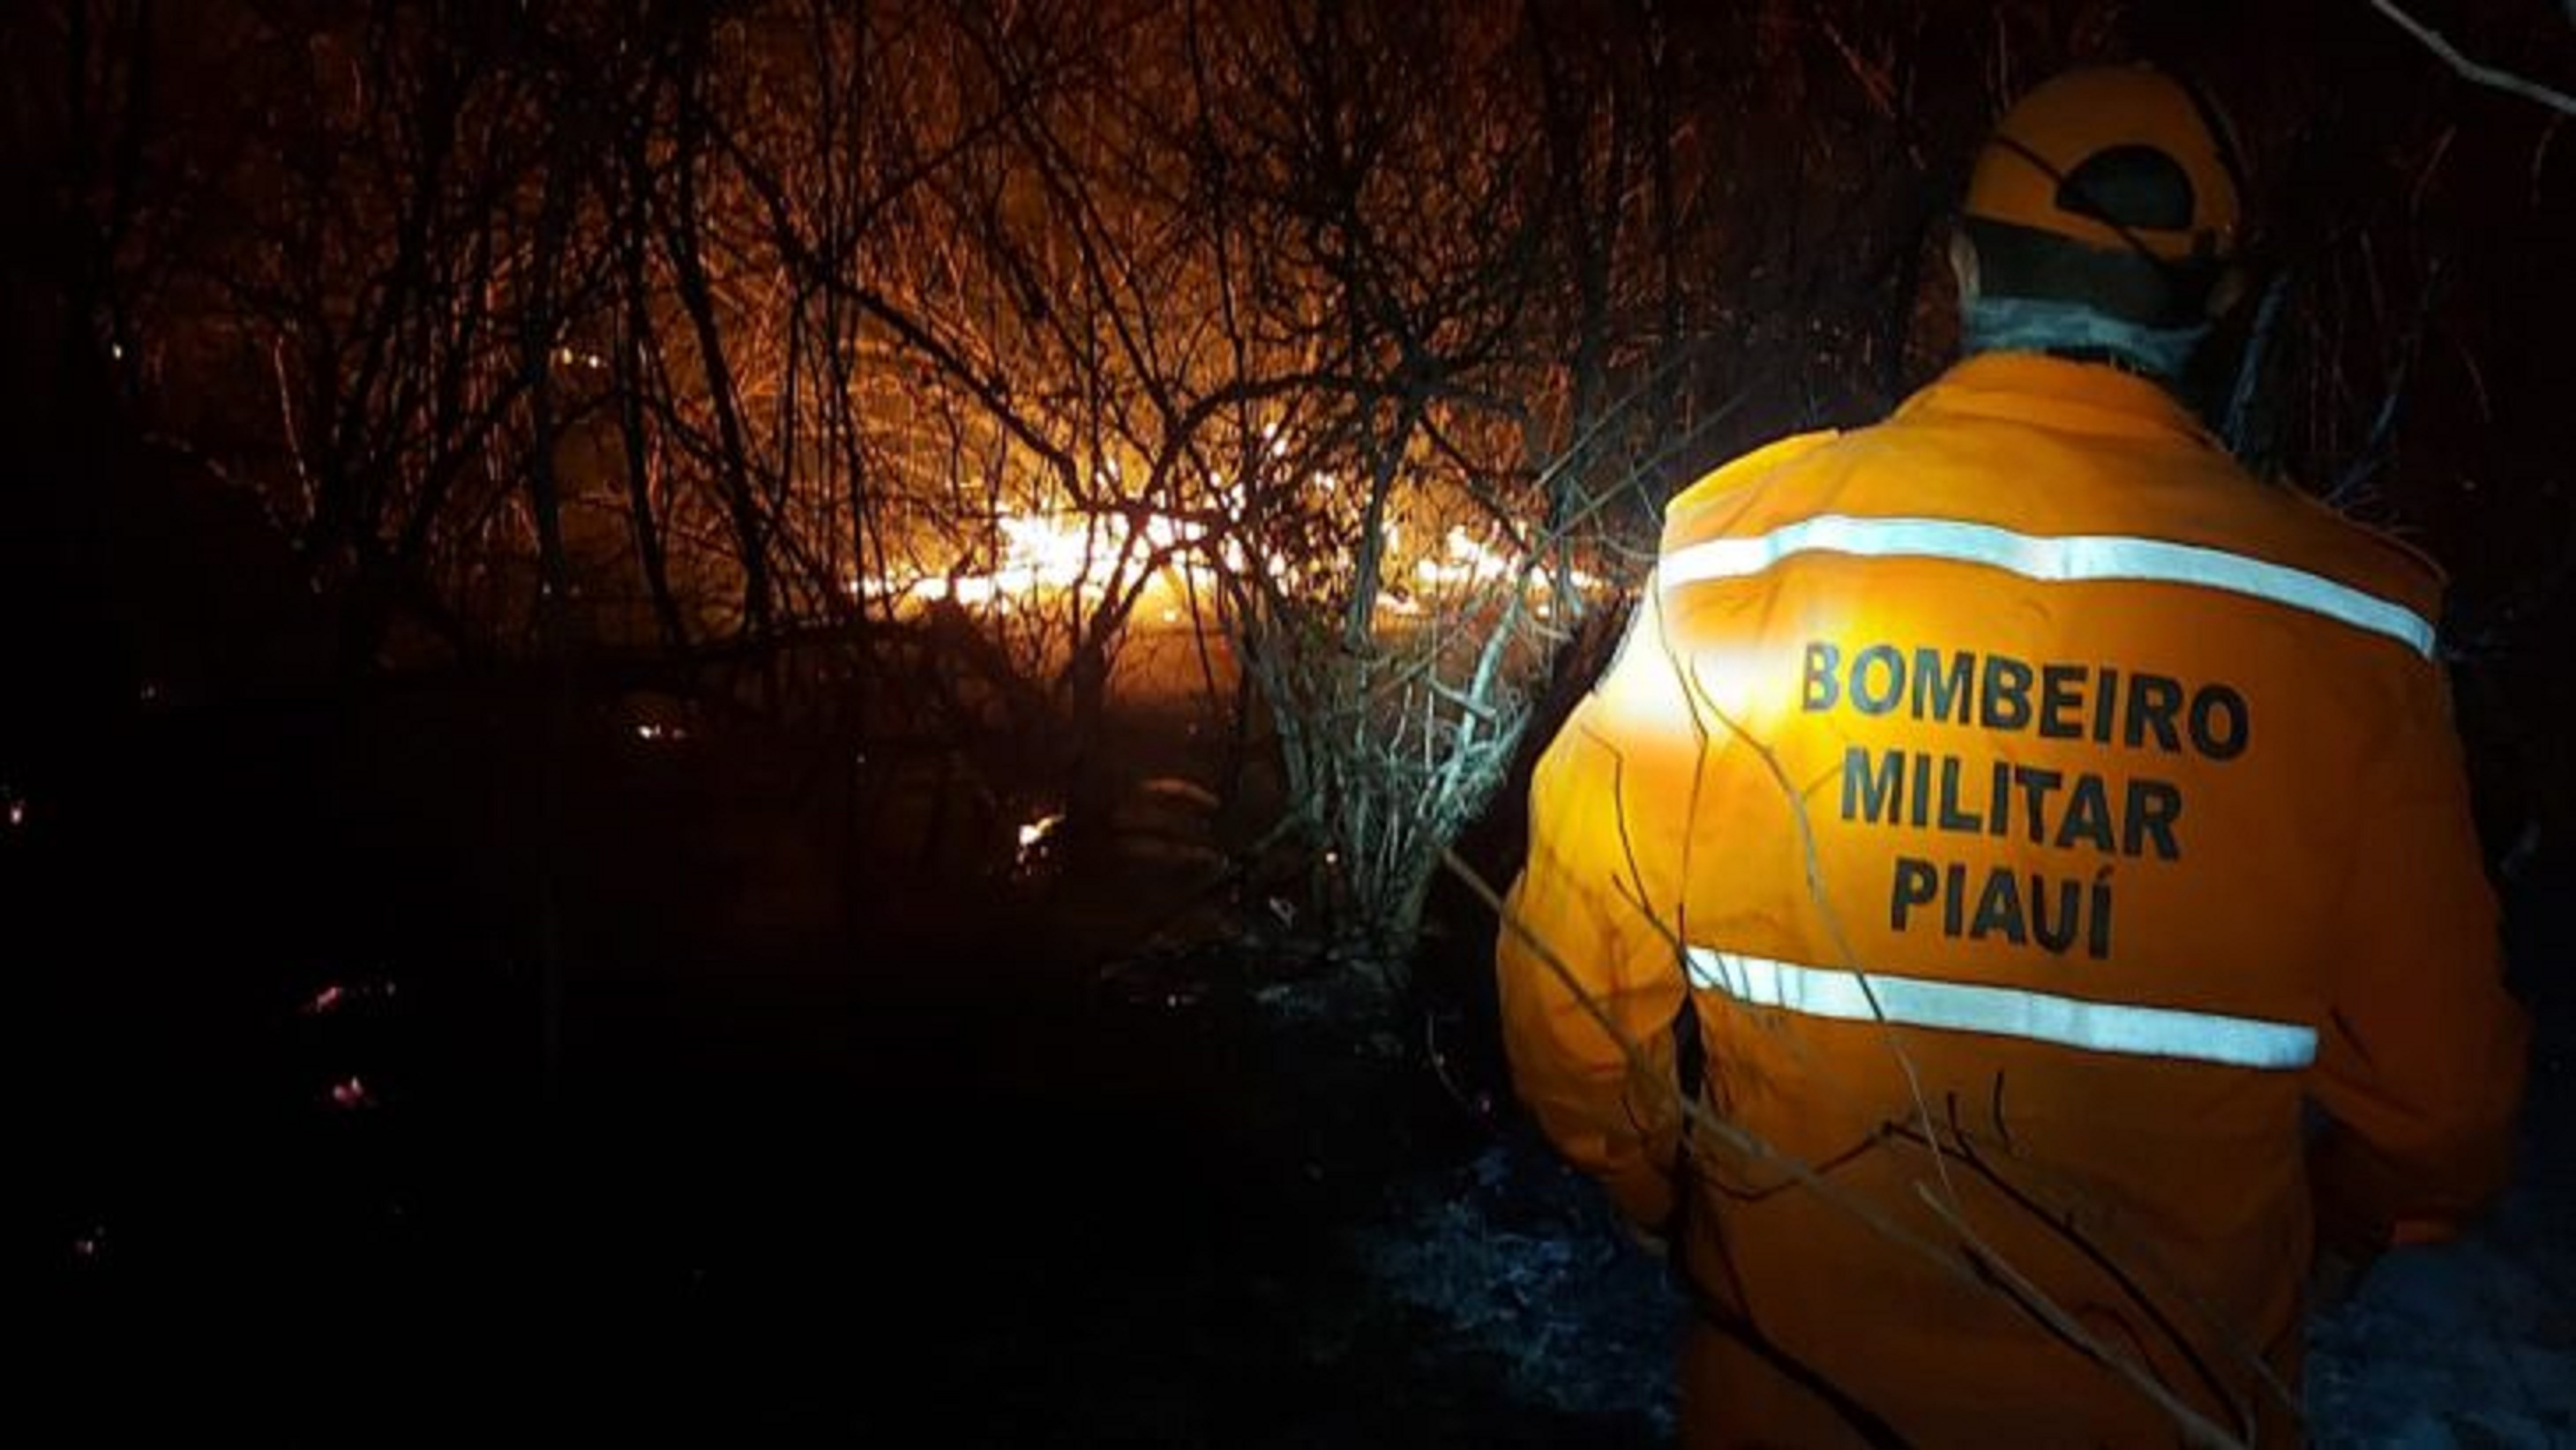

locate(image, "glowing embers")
(1017, 811), (1066, 869)
(300, 978), (401, 1017)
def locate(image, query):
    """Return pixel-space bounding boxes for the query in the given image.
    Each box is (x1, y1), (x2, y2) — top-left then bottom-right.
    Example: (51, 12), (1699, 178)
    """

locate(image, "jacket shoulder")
(1665, 430), (1841, 527)
(2267, 481), (2450, 621)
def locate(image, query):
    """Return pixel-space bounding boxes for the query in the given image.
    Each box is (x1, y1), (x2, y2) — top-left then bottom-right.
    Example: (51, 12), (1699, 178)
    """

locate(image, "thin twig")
(1916, 1185), (2246, 1449)
(1658, 623), (1962, 1212)
(2223, 270), (2292, 462)
(2367, 0), (2576, 116)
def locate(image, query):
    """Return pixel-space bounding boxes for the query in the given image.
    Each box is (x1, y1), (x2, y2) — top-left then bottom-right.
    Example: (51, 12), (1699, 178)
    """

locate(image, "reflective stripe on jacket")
(1497, 352), (2527, 1446)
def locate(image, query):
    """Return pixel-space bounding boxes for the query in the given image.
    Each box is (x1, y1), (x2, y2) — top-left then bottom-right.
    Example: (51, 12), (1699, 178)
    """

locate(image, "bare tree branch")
(2368, 0), (2576, 116)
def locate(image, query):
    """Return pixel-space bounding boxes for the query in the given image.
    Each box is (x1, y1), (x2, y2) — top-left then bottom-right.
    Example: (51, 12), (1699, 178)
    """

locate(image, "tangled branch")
(2367, 0), (2576, 116)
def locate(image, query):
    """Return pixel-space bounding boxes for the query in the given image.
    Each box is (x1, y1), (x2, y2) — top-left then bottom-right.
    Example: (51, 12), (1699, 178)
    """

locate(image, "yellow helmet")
(1966, 65), (2241, 265)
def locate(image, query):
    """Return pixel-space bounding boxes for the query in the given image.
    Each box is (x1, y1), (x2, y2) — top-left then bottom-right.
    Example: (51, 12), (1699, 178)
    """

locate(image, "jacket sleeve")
(2309, 656), (2528, 1256)
(1497, 587), (1696, 1232)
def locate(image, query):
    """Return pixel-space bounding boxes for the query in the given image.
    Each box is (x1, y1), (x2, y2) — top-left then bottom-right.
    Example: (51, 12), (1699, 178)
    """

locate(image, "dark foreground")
(19, 683), (2571, 1446)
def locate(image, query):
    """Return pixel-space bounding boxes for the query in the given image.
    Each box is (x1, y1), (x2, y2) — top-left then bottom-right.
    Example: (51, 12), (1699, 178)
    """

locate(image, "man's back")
(1501, 350), (2526, 1444)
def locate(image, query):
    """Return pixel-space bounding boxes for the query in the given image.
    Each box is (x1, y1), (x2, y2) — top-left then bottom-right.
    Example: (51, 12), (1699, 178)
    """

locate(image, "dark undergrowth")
(17, 676), (2568, 1445)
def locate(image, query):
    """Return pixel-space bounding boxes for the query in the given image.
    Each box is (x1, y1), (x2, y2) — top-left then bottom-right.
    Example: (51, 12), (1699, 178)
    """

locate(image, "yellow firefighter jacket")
(1498, 352), (2527, 1446)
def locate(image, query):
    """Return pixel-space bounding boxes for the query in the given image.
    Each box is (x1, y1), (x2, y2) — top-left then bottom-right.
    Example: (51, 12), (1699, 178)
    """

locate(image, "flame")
(847, 489), (1609, 627)
(858, 508), (1222, 614)
(1406, 525), (1607, 601)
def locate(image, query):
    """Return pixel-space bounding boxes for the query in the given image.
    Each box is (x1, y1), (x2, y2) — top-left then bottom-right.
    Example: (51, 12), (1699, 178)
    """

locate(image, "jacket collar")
(1897, 351), (2223, 451)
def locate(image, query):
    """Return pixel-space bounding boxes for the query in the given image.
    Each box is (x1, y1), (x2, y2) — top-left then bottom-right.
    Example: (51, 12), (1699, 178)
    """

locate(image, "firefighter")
(1496, 64), (2527, 1446)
